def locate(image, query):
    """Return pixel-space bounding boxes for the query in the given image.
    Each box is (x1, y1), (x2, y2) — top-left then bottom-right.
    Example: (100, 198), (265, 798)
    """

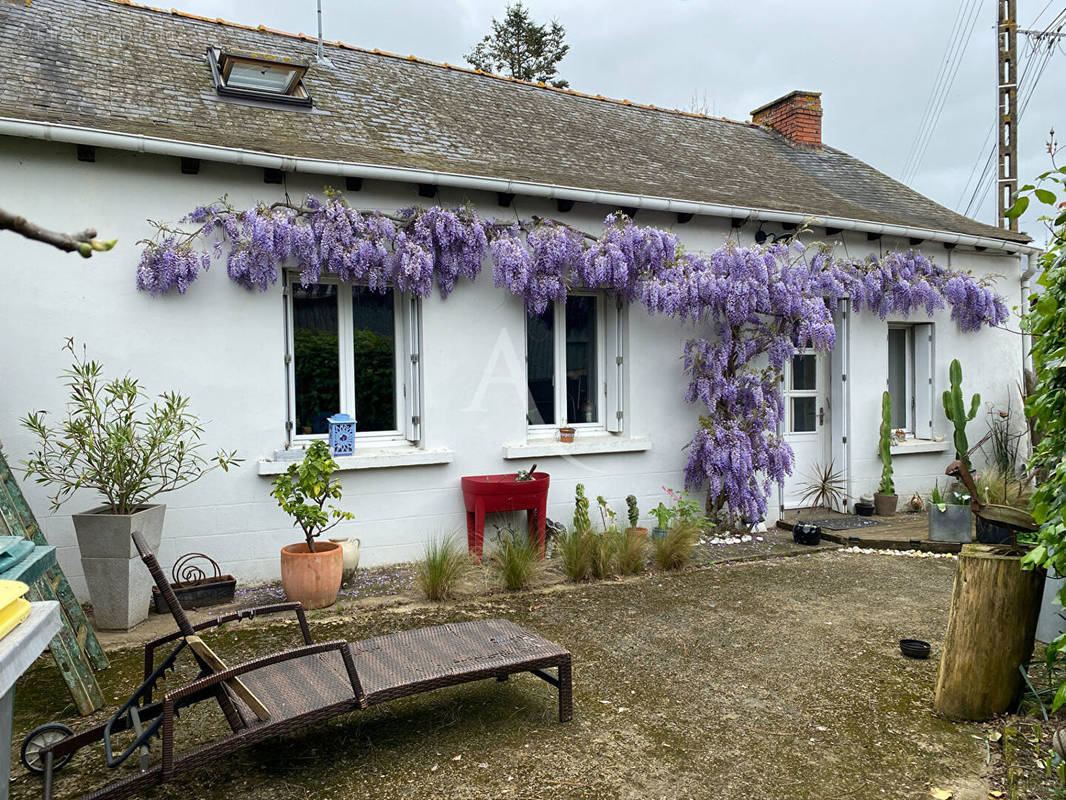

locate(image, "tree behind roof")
(465, 2), (570, 89)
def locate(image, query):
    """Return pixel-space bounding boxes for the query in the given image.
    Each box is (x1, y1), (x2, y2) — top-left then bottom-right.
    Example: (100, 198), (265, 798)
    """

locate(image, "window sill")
(889, 438), (949, 456)
(257, 446), (454, 475)
(502, 435), (652, 460)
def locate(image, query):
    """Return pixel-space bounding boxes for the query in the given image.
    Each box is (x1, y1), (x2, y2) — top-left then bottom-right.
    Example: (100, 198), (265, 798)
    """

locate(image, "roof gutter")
(0, 116), (1041, 255)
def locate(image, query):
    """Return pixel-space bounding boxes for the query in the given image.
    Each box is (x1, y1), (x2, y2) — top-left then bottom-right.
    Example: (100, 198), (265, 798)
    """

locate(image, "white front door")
(782, 351), (831, 509)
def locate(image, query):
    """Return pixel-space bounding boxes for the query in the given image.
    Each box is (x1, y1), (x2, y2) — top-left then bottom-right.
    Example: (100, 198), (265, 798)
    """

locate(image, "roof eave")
(0, 116), (1037, 255)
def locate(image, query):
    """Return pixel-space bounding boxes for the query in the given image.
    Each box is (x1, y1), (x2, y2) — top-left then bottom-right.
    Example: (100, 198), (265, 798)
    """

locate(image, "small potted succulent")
(874, 391), (898, 517)
(927, 481), (972, 543)
(21, 341), (240, 630)
(271, 440), (354, 610)
(625, 495), (648, 537)
(558, 426), (576, 443)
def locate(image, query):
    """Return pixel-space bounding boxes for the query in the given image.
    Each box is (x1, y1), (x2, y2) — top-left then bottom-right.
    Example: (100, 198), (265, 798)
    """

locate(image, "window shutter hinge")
(410, 353), (419, 365)
(411, 415), (421, 426)
(284, 354), (292, 365)
(616, 355), (623, 366)
(285, 420), (293, 432)
(842, 435), (847, 444)
(616, 411), (624, 421)
(841, 374), (847, 382)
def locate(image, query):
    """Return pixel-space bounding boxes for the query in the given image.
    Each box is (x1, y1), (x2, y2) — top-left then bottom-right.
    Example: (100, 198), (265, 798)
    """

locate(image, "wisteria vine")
(136, 193), (1009, 525)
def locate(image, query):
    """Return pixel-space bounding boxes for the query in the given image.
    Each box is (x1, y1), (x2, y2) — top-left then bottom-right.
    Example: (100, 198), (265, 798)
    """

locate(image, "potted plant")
(650, 502), (674, 540)
(927, 480), (972, 543)
(625, 495), (648, 537)
(21, 342), (239, 630)
(874, 391), (898, 516)
(271, 440), (354, 610)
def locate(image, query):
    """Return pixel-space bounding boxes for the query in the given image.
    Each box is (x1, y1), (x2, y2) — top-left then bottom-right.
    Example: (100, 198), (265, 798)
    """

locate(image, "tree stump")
(933, 544), (1046, 720)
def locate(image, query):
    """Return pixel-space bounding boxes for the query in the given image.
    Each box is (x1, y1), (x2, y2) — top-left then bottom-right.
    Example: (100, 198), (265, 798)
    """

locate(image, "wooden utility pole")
(997, 0), (1019, 231)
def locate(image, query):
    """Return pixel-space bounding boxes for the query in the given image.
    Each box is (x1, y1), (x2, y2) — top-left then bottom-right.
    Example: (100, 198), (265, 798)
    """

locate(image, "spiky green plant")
(799, 461), (846, 512)
(573, 484), (591, 534)
(414, 535), (469, 601)
(878, 391), (895, 496)
(626, 495), (640, 528)
(942, 358), (980, 468)
(615, 526), (647, 575)
(489, 528), (541, 591)
(588, 530), (617, 579)
(558, 526), (591, 582)
(652, 519), (700, 570)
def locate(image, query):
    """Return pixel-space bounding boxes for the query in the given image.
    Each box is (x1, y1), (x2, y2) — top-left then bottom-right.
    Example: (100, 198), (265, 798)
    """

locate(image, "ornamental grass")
(653, 520), (701, 571)
(489, 528), (541, 591)
(414, 535), (469, 601)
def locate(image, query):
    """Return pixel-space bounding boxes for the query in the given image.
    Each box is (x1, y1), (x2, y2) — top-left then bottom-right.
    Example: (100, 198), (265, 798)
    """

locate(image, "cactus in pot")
(874, 391), (898, 516)
(625, 494), (647, 536)
(574, 484), (591, 535)
(942, 358), (980, 469)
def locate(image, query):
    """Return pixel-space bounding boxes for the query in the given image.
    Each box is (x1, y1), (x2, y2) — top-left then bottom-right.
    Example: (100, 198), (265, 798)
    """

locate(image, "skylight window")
(207, 47), (312, 107)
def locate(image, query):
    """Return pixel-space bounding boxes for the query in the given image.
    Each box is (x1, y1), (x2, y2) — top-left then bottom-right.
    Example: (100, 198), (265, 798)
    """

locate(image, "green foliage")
(615, 527), (647, 576)
(21, 340), (241, 515)
(596, 495), (617, 530)
(942, 359), (980, 468)
(976, 466), (1032, 509)
(799, 461), (846, 511)
(877, 391), (895, 496)
(465, 1), (570, 88)
(489, 527), (540, 591)
(1018, 155), (1066, 709)
(652, 520), (700, 570)
(573, 483), (591, 534)
(414, 535), (469, 601)
(650, 502), (675, 530)
(557, 526), (591, 582)
(626, 495), (640, 528)
(588, 530), (617, 580)
(270, 440), (354, 552)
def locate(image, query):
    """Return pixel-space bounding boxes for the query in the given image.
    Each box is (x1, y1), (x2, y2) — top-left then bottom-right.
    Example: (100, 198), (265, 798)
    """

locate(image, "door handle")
(818, 406), (825, 426)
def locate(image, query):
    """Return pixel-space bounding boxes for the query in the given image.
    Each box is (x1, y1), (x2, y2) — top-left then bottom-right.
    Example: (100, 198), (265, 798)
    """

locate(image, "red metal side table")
(460, 472), (550, 562)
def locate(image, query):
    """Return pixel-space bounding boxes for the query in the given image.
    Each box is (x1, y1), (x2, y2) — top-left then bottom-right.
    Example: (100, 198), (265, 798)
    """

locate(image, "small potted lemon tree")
(270, 440), (354, 609)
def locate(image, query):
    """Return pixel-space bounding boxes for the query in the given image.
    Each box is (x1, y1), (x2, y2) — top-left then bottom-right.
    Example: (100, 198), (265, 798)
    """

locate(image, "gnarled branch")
(0, 207), (116, 257)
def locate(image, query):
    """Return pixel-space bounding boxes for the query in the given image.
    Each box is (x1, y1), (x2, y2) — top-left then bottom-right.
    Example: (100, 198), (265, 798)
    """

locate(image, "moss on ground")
(11, 551), (989, 799)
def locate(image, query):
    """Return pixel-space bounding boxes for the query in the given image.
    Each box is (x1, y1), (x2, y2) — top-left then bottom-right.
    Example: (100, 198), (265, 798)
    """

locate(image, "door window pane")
(566, 296), (598, 423)
(352, 286), (396, 432)
(792, 355), (816, 390)
(527, 306), (555, 424)
(791, 397), (817, 432)
(292, 283), (339, 435)
(887, 328), (908, 429)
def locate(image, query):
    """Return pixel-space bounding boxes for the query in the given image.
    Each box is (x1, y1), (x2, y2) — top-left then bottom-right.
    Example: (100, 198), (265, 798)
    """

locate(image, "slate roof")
(0, 0), (1030, 244)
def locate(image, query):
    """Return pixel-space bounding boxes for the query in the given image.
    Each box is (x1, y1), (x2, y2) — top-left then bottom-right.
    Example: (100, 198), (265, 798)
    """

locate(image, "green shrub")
(414, 535), (468, 601)
(489, 528), (540, 590)
(652, 520), (700, 570)
(558, 527), (591, 582)
(615, 527), (647, 576)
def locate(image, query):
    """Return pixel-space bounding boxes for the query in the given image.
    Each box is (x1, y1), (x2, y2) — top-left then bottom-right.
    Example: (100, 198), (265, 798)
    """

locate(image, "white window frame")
(525, 291), (626, 436)
(284, 273), (422, 447)
(887, 323), (934, 440)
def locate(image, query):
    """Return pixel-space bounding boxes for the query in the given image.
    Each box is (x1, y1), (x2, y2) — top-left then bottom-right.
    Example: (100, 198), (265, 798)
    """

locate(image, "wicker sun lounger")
(22, 533), (572, 800)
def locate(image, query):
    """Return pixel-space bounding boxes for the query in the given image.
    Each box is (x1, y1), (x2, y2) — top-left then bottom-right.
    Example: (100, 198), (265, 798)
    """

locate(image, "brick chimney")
(750, 90), (822, 148)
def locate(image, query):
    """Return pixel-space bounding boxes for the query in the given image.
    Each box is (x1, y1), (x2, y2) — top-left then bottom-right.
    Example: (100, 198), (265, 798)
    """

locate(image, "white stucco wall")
(0, 136), (1027, 598)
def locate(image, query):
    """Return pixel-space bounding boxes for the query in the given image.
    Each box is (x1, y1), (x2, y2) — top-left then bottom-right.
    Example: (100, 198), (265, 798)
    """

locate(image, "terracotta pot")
(280, 541), (343, 610)
(559, 427), (575, 443)
(626, 527), (649, 537)
(873, 493), (898, 517)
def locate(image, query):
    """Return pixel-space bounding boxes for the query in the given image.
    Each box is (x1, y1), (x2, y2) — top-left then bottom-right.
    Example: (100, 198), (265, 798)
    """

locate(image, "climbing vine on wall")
(137, 192), (1009, 526)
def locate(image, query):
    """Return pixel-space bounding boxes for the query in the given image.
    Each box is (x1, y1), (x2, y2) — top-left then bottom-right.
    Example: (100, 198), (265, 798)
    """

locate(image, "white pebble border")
(701, 535), (759, 546)
(840, 545), (957, 560)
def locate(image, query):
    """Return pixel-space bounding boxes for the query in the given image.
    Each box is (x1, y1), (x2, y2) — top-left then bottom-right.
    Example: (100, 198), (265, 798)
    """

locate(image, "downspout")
(0, 117), (1042, 256)
(1020, 252), (1037, 373)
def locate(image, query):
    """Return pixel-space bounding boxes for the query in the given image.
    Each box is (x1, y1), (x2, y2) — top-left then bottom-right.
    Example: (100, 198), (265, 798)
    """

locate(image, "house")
(0, 0), (1037, 597)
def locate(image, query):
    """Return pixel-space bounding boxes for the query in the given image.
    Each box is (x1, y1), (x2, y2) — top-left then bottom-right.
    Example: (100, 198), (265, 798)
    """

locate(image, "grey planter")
(928, 504), (973, 543)
(72, 504), (165, 631)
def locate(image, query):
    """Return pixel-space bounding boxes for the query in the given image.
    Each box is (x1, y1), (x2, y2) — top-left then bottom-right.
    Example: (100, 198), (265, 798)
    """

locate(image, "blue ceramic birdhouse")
(328, 413), (356, 457)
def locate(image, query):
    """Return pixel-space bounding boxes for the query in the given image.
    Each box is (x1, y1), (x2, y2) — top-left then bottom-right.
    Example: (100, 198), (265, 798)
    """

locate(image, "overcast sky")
(173, 0), (1062, 242)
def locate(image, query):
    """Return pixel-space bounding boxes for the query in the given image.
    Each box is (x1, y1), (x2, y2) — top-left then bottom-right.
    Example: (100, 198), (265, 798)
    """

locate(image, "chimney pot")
(750, 90), (822, 147)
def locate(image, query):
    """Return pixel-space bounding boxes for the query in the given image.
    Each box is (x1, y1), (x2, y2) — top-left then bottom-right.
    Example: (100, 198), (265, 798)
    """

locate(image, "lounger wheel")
(20, 723), (74, 774)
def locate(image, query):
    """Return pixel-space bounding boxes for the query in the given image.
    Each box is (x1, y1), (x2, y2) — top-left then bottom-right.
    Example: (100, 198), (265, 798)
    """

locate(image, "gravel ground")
(9, 546), (1006, 800)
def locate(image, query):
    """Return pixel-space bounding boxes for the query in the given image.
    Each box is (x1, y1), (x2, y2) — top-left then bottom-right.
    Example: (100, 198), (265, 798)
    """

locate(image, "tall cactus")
(626, 494), (640, 528)
(878, 391), (895, 496)
(942, 358), (980, 468)
(574, 484), (591, 534)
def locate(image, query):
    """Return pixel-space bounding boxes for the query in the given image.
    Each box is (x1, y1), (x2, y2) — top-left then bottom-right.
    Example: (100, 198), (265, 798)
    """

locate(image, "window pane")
(792, 355), (816, 390)
(292, 283), (339, 435)
(566, 296), (598, 424)
(225, 59), (299, 93)
(527, 306), (555, 425)
(887, 328), (908, 429)
(792, 397), (817, 432)
(352, 286), (396, 432)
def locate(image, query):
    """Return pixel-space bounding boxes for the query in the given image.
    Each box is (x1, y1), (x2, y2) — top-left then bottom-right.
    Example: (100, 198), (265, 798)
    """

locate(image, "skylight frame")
(206, 47), (313, 107)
